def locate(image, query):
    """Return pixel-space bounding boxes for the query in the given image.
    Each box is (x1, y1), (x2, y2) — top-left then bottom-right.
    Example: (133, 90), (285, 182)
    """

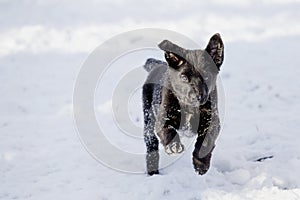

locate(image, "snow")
(1, 0), (300, 199)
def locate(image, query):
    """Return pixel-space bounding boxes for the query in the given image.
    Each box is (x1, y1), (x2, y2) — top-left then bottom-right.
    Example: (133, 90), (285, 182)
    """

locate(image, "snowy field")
(1, 0), (300, 199)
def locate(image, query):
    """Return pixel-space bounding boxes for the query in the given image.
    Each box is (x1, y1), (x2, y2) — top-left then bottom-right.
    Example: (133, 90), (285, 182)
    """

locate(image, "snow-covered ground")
(1, 0), (300, 199)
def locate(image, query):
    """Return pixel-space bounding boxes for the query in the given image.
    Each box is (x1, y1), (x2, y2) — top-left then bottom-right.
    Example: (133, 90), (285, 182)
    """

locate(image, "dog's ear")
(158, 40), (186, 69)
(164, 51), (186, 69)
(205, 33), (224, 69)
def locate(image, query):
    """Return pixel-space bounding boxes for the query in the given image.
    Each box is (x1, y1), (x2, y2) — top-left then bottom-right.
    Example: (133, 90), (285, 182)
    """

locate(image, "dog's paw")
(193, 157), (210, 175)
(192, 151), (212, 175)
(165, 142), (184, 155)
(147, 170), (159, 176)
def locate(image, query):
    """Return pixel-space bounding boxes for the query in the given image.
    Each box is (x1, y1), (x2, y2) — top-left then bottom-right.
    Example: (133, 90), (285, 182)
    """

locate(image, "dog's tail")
(143, 58), (165, 72)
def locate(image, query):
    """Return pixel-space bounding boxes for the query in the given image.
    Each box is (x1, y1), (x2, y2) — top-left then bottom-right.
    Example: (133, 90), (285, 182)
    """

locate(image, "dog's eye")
(180, 74), (189, 82)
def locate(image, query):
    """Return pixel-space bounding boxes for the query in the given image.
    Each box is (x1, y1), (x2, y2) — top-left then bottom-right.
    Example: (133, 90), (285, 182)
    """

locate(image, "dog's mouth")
(193, 90), (209, 106)
(176, 86), (209, 107)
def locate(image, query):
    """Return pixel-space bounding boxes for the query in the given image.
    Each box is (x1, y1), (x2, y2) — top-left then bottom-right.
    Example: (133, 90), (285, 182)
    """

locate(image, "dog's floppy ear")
(205, 33), (224, 69)
(164, 51), (186, 69)
(158, 40), (186, 69)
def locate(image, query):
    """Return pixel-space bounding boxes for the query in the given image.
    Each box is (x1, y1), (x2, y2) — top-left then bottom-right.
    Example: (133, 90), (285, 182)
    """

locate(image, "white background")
(1, 0), (300, 199)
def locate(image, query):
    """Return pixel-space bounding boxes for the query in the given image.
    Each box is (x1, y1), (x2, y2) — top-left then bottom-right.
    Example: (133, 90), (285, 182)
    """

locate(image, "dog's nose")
(197, 95), (202, 101)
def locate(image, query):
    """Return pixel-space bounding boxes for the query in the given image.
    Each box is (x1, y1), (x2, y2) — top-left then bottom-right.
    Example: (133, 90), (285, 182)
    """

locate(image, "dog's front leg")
(192, 134), (214, 175)
(157, 125), (184, 155)
(156, 89), (184, 155)
(193, 107), (220, 175)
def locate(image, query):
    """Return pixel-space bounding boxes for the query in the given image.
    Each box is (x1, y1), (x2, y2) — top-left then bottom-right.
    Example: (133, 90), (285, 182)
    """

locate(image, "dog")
(142, 33), (224, 175)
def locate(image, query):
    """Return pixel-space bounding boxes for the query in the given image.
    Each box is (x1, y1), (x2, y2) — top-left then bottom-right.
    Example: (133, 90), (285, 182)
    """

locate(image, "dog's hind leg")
(143, 84), (159, 175)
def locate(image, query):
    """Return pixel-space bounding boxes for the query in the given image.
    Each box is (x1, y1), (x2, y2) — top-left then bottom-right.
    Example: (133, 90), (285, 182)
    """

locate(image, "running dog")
(142, 33), (224, 175)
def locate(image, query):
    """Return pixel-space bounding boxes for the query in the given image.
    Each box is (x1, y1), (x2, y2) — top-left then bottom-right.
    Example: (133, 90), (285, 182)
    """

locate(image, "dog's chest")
(180, 112), (193, 130)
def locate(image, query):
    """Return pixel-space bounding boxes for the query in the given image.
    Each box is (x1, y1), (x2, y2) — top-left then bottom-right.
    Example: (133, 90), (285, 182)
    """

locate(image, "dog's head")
(159, 33), (224, 107)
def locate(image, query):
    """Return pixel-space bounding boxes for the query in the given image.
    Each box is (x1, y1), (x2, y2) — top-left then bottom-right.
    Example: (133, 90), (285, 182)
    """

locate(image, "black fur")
(143, 33), (224, 175)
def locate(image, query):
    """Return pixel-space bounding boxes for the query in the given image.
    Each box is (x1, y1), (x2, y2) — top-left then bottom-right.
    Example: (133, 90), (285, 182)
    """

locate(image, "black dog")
(142, 33), (224, 175)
